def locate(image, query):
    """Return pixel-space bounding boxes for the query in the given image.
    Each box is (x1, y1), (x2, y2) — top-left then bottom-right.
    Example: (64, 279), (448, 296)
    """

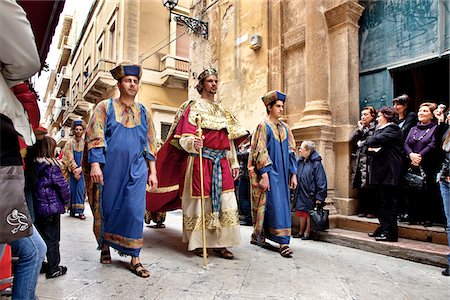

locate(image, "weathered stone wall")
(189, 0), (269, 132)
(190, 0), (364, 216)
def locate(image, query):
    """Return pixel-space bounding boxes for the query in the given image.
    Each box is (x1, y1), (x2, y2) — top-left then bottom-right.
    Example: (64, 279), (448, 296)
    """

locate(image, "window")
(97, 36), (104, 61)
(161, 122), (172, 142)
(109, 21), (116, 61)
(83, 57), (91, 84)
(176, 23), (189, 58)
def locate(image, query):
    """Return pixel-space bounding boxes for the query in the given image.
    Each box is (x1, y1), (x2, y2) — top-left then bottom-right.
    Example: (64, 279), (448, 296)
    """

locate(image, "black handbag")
(404, 166), (427, 190)
(309, 204), (329, 232)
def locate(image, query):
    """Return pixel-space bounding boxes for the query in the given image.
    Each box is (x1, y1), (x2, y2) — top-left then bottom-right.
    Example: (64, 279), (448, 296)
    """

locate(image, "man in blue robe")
(248, 90), (298, 258)
(85, 63), (158, 278)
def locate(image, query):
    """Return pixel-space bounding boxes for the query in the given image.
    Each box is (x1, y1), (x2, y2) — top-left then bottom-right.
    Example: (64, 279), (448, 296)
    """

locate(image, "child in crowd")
(29, 136), (70, 278)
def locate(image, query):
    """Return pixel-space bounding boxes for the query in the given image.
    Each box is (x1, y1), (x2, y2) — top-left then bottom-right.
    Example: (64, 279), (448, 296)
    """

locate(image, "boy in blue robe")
(248, 90), (298, 258)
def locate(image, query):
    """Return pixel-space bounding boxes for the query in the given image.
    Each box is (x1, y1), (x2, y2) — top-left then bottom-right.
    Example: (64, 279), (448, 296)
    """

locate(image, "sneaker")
(46, 266), (68, 279)
(442, 267), (450, 276)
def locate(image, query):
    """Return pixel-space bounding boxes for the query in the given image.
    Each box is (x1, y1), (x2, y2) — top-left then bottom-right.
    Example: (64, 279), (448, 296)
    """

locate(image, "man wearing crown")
(147, 68), (248, 259)
(248, 91), (298, 258)
(85, 63), (158, 278)
(61, 119), (87, 220)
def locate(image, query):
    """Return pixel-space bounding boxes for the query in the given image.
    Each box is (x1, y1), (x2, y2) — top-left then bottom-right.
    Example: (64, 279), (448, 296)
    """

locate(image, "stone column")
(294, 0), (337, 221)
(122, 0), (140, 63)
(268, 0), (283, 91)
(301, 0), (332, 127)
(325, 0), (364, 216)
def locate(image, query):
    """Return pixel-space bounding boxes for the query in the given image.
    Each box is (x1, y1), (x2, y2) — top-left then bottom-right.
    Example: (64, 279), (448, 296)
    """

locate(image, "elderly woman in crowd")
(293, 140), (327, 240)
(366, 107), (403, 242)
(351, 106), (377, 218)
(404, 102), (442, 225)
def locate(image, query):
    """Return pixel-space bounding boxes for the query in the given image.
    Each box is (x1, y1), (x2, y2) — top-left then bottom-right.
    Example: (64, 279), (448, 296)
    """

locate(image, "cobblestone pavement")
(36, 206), (450, 300)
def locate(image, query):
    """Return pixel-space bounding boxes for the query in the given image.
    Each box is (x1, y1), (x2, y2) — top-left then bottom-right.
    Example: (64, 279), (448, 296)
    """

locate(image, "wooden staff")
(195, 115), (208, 269)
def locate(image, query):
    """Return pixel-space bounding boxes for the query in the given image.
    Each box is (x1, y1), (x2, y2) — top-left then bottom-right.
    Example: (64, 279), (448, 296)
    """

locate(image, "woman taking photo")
(350, 106), (377, 218)
(365, 107), (403, 242)
(404, 102), (442, 225)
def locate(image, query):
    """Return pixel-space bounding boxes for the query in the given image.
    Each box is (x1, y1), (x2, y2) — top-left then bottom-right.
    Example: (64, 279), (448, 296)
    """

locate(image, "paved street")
(36, 205), (450, 300)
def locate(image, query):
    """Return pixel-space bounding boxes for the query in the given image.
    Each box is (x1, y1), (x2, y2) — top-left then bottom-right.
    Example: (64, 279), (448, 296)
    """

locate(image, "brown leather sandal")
(191, 248), (208, 257)
(100, 249), (111, 264)
(130, 262), (150, 278)
(279, 245), (293, 258)
(213, 248), (234, 259)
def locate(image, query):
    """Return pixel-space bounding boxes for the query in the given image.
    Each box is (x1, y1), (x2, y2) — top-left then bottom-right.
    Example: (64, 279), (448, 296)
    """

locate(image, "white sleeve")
(227, 139), (239, 169)
(0, 0), (40, 87)
(179, 135), (198, 154)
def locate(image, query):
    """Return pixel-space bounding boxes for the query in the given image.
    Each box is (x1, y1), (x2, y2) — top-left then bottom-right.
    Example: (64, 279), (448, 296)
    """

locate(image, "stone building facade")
(189, 0), (365, 220)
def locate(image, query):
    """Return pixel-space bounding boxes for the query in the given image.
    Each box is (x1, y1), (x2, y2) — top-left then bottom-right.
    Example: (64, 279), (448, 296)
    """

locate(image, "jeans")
(440, 181), (450, 266)
(8, 226), (46, 300)
(0, 243), (5, 258)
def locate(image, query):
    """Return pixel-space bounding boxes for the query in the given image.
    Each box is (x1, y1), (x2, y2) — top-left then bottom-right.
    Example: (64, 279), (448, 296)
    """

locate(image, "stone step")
(333, 214), (448, 245)
(319, 228), (448, 267)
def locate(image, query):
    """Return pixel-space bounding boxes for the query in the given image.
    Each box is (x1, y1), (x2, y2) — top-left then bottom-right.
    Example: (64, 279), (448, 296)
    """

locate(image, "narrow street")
(36, 205), (449, 300)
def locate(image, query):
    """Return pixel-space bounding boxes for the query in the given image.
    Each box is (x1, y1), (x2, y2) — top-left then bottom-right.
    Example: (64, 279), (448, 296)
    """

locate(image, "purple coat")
(34, 158), (70, 218)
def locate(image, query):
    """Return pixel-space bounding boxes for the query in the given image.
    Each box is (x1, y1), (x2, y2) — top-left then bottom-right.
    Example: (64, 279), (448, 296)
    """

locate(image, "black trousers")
(238, 176), (252, 224)
(377, 185), (398, 239)
(35, 214), (61, 274)
(359, 186), (378, 215)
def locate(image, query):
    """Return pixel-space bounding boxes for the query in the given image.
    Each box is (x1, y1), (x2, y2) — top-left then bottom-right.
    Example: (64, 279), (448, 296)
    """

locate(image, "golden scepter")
(195, 115), (208, 269)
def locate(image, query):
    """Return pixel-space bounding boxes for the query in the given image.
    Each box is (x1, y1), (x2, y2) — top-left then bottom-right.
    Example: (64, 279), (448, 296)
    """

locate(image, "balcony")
(52, 98), (62, 122)
(62, 93), (92, 127)
(55, 66), (71, 97)
(43, 96), (56, 120)
(72, 92), (92, 115)
(54, 126), (70, 147)
(83, 58), (117, 104)
(160, 55), (189, 89)
(53, 97), (69, 124)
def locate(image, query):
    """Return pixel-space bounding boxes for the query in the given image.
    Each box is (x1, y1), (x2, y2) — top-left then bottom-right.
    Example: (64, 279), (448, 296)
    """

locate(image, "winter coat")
(294, 150), (327, 212)
(365, 123), (403, 186)
(397, 111), (417, 140)
(34, 158), (70, 219)
(350, 121), (376, 188)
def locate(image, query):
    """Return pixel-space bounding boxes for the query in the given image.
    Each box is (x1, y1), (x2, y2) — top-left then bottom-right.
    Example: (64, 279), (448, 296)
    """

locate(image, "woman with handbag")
(293, 140), (327, 240)
(404, 102), (442, 225)
(365, 107), (404, 242)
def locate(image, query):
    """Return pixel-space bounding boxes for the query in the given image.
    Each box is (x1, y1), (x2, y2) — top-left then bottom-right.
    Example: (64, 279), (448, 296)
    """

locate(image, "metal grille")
(161, 122), (172, 142)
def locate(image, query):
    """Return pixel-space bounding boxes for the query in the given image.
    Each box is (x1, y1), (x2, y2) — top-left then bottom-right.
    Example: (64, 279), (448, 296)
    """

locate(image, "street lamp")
(162, 0), (208, 39)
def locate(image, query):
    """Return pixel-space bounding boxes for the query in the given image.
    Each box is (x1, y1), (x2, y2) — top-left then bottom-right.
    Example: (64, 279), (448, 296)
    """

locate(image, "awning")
(18, 0), (66, 65)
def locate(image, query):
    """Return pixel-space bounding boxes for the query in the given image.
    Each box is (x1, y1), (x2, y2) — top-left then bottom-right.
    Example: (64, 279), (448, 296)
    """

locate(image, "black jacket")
(350, 121), (376, 188)
(365, 123), (404, 186)
(397, 111), (416, 140)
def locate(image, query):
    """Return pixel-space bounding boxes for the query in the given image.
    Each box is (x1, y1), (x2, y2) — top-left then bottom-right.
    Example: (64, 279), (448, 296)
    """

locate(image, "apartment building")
(42, 0), (191, 149)
(70, 0), (190, 142)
